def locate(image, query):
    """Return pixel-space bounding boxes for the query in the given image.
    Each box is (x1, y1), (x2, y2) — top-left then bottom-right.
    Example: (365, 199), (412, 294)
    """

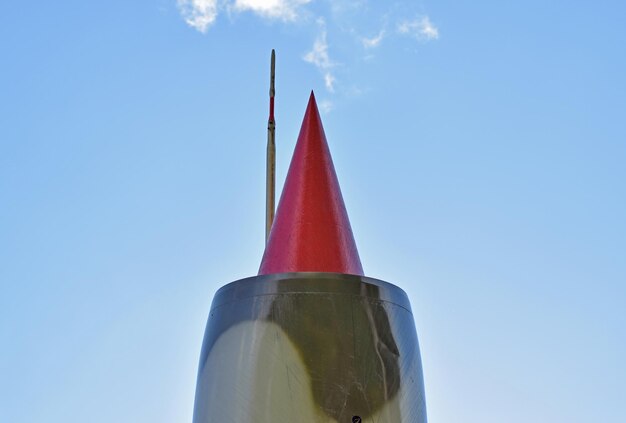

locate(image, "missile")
(192, 55), (427, 423)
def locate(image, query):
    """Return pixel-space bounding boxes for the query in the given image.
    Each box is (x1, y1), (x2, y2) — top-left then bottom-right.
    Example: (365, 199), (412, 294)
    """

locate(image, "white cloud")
(303, 21), (332, 69)
(319, 100), (334, 113)
(323, 73), (335, 92)
(303, 20), (336, 92)
(233, 0), (311, 21)
(177, 0), (218, 33)
(178, 0), (311, 32)
(362, 30), (385, 48)
(397, 16), (439, 41)
(177, 2), (440, 95)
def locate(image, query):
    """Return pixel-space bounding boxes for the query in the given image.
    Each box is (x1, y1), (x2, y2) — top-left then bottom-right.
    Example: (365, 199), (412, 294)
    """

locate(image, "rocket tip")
(259, 92), (363, 276)
(308, 90), (317, 107)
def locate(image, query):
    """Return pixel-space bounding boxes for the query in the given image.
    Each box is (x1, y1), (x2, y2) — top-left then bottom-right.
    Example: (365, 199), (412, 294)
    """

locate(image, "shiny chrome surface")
(193, 273), (427, 423)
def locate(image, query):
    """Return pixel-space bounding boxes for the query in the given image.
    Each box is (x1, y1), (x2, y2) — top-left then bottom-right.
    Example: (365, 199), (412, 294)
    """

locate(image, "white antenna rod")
(265, 49), (276, 243)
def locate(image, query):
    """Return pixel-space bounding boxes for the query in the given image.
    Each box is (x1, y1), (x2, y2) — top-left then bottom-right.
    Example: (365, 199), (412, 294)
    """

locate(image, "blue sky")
(1, 1), (625, 422)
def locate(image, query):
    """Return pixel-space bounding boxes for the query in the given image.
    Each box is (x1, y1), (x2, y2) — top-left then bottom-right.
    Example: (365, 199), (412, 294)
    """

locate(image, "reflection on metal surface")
(192, 273), (427, 423)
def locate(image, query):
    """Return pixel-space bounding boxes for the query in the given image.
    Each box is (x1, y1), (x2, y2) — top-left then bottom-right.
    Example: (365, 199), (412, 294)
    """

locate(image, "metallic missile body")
(192, 273), (427, 423)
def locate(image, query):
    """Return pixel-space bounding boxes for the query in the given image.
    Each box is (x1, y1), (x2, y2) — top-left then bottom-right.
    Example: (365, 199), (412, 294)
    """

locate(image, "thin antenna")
(265, 49), (276, 243)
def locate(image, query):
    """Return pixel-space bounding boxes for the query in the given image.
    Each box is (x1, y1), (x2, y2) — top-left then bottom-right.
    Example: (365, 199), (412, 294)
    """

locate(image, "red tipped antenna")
(266, 49), (276, 243)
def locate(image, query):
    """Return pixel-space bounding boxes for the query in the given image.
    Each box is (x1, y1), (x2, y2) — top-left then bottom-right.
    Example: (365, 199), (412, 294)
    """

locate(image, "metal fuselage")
(192, 273), (427, 423)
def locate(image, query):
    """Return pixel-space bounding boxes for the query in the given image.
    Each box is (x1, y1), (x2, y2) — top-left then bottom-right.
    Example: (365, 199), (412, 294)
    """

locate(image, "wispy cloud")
(177, 0), (311, 32)
(319, 100), (334, 113)
(303, 19), (336, 92)
(361, 30), (385, 48)
(177, 0), (218, 33)
(232, 0), (311, 22)
(397, 16), (439, 41)
(177, 2), (440, 97)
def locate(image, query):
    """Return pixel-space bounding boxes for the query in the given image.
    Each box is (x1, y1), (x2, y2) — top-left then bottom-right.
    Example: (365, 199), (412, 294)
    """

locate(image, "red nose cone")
(259, 92), (364, 276)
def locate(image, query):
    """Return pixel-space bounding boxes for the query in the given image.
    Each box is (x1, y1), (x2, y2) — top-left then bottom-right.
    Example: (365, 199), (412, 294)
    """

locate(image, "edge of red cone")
(259, 91), (364, 276)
